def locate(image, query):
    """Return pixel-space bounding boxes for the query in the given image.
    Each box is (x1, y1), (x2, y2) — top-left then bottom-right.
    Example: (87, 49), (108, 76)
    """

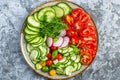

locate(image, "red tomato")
(80, 52), (93, 65)
(51, 46), (57, 50)
(66, 29), (77, 37)
(47, 52), (52, 59)
(46, 60), (53, 66)
(71, 8), (83, 18)
(70, 37), (79, 45)
(78, 26), (96, 37)
(56, 54), (63, 60)
(66, 14), (74, 25)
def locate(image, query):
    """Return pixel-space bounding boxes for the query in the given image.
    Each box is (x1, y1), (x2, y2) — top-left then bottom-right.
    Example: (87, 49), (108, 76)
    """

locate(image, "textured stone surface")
(0, 0), (120, 80)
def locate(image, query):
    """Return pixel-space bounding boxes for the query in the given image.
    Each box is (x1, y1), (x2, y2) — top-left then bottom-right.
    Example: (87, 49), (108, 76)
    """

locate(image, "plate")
(20, 0), (98, 80)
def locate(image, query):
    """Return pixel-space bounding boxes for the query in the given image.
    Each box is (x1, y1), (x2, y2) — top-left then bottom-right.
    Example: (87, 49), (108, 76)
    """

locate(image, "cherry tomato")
(51, 46), (57, 50)
(47, 52), (52, 59)
(78, 26), (96, 37)
(80, 52), (93, 65)
(66, 14), (74, 25)
(71, 8), (83, 18)
(46, 60), (53, 66)
(70, 37), (79, 45)
(66, 29), (77, 37)
(56, 54), (63, 60)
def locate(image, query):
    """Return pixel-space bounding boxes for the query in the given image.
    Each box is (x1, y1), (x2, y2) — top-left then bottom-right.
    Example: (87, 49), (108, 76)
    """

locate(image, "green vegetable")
(71, 45), (80, 54)
(35, 63), (42, 70)
(49, 64), (56, 70)
(52, 50), (58, 59)
(39, 19), (66, 38)
(41, 66), (49, 72)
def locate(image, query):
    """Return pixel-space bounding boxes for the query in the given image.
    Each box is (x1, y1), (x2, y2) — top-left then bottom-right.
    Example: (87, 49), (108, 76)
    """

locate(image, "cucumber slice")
(52, 6), (64, 18)
(59, 57), (66, 63)
(30, 49), (39, 60)
(27, 16), (41, 27)
(25, 34), (38, 42)
(65, 66), (73, 76)
(35, 63), (42, 70)
(75, 55), (80, 63)
(31, 59), (40, 64)
(44, 11), (55, 23)
(77, 63), (82, 70)
(68, 47), (73, 52)
(26, 43), (33, 53)
(73, 63), (78, 72)
(25, 27), (39, 35)
(57, 2), (72, 15)
(66, 61), (71, 66)
(56, 68), (65, 75)
(64, 52), (69, 56)
(71, 55), (77, 61)
(39, 46), (47, 57)
(33, 12), (39, 22)
(62, 49), (68, 54)
(29, 37), (41, 44)
(27, 24), (40, 32)
(40, 56), (48, 61)
(38, 7), (55, 21)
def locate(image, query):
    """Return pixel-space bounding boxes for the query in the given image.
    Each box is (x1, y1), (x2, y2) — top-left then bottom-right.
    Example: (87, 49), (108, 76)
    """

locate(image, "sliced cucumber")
(77, 63), (82, 70)
(25, 34), (38, 42)
(38, 7), (55, 21)
(27, 24), (40, 32)
(29, 37), (41, 44)
(44, 11), (55, 23)
(73, 63), (78, 72)
(33, 12), (39, 22)
(39, 46), (47, 57)
(30, 49), (39, 60)
(35, 63), (42, 70)
(25, 27), (39, 35)
(56, 68), (65, 75)
(27, 16), (41, 27)
(75, 55), (80, 63)
(71, 55), (77, 61)
(31, 59), (40, 64)
(26, 43), (33, 53)
(59, 57), (66, 63)
(65, 66), (73, 76)
(40, 56), (48, 61)
(64, 52), (69, 57)
(52, 6), (64, 18)
(57, 2), (72, 15)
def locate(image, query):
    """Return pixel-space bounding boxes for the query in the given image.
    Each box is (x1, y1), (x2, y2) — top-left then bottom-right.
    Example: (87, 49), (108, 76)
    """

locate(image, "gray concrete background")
(0, 0), (120, 80)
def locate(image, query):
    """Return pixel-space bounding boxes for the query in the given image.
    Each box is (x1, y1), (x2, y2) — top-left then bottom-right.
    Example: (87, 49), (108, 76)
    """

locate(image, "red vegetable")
(56, 54), (63, 60)
(47, 52), (52, 59)
(46, 60), (53, 66)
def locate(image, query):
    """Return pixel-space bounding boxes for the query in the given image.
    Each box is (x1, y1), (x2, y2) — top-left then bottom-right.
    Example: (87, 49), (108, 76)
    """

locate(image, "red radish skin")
(53, 37), (64, 47)
(47, 37), (53, 47)
(59, 29), (66, 37)
(60, 36), (70, 48)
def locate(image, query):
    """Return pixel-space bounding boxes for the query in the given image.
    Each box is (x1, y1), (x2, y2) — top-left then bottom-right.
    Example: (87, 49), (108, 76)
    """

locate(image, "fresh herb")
(39, 19), (66, 38)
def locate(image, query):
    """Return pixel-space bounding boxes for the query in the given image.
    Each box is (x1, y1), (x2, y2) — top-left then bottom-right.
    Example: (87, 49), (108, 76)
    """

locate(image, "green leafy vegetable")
(39, 19), (66, 38)
(52, 50), (58, 59)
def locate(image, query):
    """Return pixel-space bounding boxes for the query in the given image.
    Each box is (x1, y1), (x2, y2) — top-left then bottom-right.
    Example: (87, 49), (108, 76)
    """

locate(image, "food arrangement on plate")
(21, 1), (98, 78)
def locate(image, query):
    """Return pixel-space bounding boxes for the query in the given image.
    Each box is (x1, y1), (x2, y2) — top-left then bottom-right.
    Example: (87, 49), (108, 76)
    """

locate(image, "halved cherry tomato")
(80, 52), (93, 65)
(78, 26), (96, 37)
(51, 46), (57, 50)
(70, 37), (79, 45)
(47, 52), (52, 59)
(56, 54), (63, 60)
(66, 29), (77, 37)
(46, 60), (53, 66)
(71, 8), (83, 18)
(62, 14), (74, 26)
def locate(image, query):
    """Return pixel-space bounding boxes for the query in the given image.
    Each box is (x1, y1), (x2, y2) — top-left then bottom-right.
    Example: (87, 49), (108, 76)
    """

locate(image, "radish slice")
(53, 37), (63, 47)
(47, 37), (53, 47)
(59, 29), (66, 37)
(60, 36), (70, 48)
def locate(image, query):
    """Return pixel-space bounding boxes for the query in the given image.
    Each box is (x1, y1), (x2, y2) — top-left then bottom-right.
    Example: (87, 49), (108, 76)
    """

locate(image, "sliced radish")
(53, 36), (63, 47)
(47, 37), (53, 47)
(59, 29), (66, 37)
(60, 36), (70, 48)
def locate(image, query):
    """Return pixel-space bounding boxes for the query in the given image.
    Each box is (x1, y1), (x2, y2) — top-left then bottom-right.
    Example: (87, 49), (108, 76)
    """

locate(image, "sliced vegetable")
(53, 36), (63, 47)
